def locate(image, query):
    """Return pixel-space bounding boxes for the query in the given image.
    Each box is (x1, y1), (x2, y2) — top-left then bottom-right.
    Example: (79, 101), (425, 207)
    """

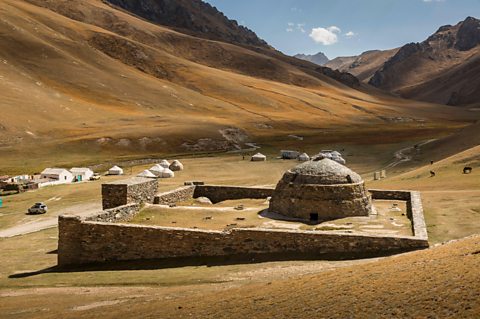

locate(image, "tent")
(108, 165), (123, 175)
(137, 170), (157, 178)
(158, 168), (175, 178)
(149, 165), (165, 177)
(159, 160), (170, 168)
(251, 153), (267, 161)
(169, 160), (184, 171)
(298, 153), (310, 162)
(150, 164), (164, 171)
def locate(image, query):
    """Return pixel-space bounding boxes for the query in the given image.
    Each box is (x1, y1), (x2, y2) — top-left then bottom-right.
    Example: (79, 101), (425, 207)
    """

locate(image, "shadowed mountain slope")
(325, 49), (399, 82)
(0, 0), (475, 173)
(369, 17), (480, 106)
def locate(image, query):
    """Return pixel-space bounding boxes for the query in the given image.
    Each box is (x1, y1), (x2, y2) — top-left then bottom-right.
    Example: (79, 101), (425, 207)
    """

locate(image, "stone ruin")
(269, 158), (371, 221)
(57, 160), (429, 267)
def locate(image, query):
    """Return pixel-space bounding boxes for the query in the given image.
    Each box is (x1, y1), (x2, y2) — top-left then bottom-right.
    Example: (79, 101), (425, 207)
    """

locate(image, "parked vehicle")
(27, 202), (48, 214)
(89, 173), (101, 181)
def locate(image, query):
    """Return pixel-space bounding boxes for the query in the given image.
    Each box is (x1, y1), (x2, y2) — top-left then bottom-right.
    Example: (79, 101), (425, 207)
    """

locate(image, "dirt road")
(0, 202), (101, 238)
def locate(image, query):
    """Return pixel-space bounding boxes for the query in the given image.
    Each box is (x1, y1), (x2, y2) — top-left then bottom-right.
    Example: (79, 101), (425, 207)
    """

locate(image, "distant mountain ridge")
(369, 16), (480, 106)
(323, 16), (480, 106)
(294, 52), (329, 66)
(325, 49), (399, 82)
(104, 0), (271, 49)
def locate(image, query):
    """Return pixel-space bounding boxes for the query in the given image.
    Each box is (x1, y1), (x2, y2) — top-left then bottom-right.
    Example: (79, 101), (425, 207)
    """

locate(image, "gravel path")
(0, 202), (101, 238)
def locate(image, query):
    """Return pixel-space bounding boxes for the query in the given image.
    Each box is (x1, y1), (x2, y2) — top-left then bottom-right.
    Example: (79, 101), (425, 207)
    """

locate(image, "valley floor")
(0, 141), (479, 318)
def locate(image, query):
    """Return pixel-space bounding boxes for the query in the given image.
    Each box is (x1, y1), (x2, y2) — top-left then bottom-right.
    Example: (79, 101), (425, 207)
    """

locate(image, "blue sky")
(204, 0), (479, 58)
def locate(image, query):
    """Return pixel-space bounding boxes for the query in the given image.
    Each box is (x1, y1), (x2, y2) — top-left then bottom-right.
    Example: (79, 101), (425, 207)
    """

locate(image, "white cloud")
(345, 31), (356, 38)
(297, 23), (306, 33)
(327, 26), (341, 33)
(286, 22), (306, 33)
(309, 26), (341, 45)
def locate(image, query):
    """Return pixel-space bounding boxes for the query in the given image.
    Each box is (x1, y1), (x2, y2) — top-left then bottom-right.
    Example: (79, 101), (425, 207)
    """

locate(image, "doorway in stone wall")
(310, 213), (319, 222)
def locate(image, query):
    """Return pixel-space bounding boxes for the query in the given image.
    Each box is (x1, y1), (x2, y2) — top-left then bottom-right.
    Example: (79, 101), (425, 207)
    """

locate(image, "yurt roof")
(137, 170), (156, 178)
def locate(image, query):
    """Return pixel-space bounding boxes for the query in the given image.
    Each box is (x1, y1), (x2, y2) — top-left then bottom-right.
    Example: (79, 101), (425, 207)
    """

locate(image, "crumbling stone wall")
(85, 203), (140, 223)
(154, 186), (195, 205)
(102, 177), (158, 209)
(58, 186), (429, 266)
(193, 185), (274, 203)
(58, 216), (428, 266)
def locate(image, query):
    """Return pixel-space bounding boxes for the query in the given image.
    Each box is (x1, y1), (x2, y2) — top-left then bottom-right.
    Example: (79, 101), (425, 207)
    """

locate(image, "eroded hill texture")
(0, 0), (475, 172)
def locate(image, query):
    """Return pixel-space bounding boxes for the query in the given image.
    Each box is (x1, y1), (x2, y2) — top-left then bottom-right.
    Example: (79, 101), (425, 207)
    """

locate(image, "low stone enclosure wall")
(58, 183), (429, 267)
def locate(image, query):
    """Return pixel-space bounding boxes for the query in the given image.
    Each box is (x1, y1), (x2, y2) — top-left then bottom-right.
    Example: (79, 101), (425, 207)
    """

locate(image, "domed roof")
(287, 158), (362, 185)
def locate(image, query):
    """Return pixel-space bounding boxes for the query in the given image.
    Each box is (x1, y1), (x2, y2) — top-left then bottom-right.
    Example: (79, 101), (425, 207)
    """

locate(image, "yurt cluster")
(108, 160), (184, 179)
(250, 150), (346, 164)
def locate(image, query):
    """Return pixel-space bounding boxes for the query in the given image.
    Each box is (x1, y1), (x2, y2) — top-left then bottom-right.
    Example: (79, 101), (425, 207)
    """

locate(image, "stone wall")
(370, 189), (428, 240)
(154, 186), (195, 205)
(409, 191), (428, 239)
(85, 203), (141, 223)
(193, 185), (274, 203)
(58, 217), (428, 266)
(58, 186), (429, 267)
(102, 177), (158, 209)
(369, 189), (411, 201)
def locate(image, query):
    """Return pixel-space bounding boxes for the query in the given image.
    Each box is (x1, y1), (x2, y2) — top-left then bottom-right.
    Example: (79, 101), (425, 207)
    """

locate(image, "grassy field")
(0, 138), (478, 318)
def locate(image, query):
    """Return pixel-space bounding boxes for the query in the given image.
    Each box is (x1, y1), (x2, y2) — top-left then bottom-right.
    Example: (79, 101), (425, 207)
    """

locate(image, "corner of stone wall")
(58, 215), (83, 267)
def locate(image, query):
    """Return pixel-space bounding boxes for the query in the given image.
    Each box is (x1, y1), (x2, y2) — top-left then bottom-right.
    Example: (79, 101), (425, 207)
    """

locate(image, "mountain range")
(322, 17), (480, 106)
(293, 52), (330, 66)
(0, 0), (475, 172)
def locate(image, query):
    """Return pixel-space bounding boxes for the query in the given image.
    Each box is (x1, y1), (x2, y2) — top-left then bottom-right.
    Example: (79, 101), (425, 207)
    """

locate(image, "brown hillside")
(326, 48), (399, 82)
(0, 0), (475, 173)
(153, 236), (480, 319)
(104, 0), (271, 49)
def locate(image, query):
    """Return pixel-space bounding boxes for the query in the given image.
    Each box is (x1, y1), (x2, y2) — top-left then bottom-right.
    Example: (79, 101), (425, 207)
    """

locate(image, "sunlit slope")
(0, 0), (475, 172)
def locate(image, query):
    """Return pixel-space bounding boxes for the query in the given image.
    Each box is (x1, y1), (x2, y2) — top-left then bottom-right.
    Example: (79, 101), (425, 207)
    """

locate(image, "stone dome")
(288, 158), (362, 185)
(268, 158), (371, 222)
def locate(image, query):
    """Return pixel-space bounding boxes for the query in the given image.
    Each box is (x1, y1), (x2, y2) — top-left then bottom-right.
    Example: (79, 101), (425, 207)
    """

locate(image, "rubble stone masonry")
(58, 185), (429, 266)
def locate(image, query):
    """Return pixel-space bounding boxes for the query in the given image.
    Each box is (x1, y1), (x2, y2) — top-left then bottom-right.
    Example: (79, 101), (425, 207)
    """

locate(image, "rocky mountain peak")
(105, 0), (271, 49)
(455, 16), (480, 51)
(294, 52), (330, 66)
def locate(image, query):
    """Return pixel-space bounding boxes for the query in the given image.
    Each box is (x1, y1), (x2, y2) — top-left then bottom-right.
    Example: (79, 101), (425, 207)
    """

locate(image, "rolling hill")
(325, 48), (399, 82)
(0, 0), (475, 173)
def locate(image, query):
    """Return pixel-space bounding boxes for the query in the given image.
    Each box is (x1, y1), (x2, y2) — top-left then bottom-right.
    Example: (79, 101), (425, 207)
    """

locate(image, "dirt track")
(0, 202), (101, 238)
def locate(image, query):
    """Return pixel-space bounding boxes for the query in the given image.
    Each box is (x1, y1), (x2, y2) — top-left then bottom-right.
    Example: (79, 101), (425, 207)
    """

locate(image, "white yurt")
(251, 153), (267, 162)
(169, 160), (184, 171)
(108, 165), (124, 175)
(137, 170), (157, 178)
(158, 168), (175, 178)
(159, 160), (170, 168)
(149, 165), (165, 177)
(298, 153), (310, 162)
(150, 164), (163, 171)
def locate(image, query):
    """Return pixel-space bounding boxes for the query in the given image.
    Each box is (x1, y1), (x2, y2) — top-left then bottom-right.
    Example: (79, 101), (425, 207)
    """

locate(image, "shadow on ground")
(8, 249), (422, 279)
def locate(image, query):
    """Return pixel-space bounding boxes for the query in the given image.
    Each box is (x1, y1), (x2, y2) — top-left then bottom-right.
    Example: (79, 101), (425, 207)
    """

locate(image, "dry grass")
(132, 199), (411, 236)
(0, 145), (479, 318)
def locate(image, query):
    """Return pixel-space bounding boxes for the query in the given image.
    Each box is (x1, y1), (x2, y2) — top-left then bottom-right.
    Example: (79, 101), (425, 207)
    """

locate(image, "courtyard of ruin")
(132, 199), (412, 237)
